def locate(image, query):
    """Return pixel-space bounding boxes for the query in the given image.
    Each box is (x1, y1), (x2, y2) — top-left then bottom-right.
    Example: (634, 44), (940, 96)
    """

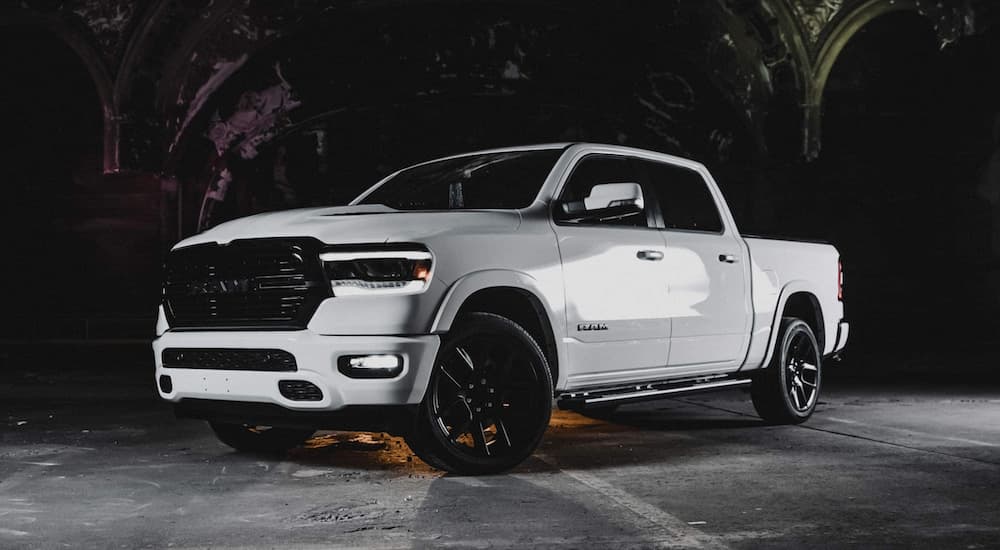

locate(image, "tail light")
(837, 259), (844, 301)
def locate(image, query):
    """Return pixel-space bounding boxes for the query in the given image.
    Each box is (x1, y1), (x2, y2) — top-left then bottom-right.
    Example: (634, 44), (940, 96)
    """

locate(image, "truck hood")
(173, 204), (522, 249)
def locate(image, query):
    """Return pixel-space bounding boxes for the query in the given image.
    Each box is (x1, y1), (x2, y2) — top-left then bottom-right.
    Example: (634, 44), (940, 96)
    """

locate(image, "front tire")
(209, 422), (315, 454)
(751, 318), (822, 424)
(406, 312), (553, 475)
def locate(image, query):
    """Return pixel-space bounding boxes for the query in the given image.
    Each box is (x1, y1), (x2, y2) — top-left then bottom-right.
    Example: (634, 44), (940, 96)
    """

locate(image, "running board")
(557, 376), (751, 410)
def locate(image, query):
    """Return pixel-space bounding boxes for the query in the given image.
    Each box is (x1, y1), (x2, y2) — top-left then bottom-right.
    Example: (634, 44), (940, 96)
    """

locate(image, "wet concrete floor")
(2, 363), (999, 549)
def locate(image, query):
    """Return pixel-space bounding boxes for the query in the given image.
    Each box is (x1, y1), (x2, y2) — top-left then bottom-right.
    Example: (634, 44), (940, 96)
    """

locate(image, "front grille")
(278, 380), (324, 401)
(163, 238), (329, 328)
(162, 348), (298, 372)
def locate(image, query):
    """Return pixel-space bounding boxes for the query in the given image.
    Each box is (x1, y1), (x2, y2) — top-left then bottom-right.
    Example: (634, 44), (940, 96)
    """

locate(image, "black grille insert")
(162, 348), (298, 372)
(278, 380), (324, 401)
(163, 238), (329, 328)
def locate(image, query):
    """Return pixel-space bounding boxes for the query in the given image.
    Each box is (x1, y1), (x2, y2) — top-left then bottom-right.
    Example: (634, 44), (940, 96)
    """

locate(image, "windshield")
(358, 149), (563, 210)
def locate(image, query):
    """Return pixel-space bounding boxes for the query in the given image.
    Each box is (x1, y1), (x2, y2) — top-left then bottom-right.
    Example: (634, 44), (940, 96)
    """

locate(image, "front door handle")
(637, 250), (664, 261)
(718, 254), (738, 264)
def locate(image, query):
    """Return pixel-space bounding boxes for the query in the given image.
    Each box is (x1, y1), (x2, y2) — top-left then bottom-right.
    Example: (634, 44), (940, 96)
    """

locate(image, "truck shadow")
(583, 411), (767, 431)
(271, 407), (774, 474)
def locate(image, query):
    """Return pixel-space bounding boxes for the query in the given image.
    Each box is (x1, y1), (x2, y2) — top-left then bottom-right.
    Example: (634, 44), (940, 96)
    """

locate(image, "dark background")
(1, 0), (999, 378)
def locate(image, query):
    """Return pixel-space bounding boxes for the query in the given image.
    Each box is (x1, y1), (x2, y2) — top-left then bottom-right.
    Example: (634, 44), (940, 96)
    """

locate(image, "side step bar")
(557, 376), (751, 410)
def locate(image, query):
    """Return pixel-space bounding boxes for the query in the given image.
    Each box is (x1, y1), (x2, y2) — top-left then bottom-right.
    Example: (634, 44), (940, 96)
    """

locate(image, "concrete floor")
(2, 362), (1000, 549)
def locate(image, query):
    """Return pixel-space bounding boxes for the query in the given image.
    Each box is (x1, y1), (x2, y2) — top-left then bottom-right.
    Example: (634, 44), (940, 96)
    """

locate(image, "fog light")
(159, 375), (173, 393)
(278, 380), (323, 401)
(338, 354), (403, 378)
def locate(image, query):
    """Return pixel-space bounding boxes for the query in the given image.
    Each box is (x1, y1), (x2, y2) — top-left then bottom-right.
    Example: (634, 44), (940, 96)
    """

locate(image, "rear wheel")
(209, 422), (315, 454)
(406, 312), (553, 474)
(751, 317), (822, 424)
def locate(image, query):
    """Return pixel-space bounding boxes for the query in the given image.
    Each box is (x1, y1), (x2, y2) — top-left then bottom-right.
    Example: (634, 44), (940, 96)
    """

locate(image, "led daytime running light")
(322, 249), (433, 296)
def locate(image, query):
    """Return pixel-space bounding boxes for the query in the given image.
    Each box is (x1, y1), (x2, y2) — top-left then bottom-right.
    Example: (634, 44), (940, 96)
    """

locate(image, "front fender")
(430, 269), (568, 389)
(430, 269), (561, 334)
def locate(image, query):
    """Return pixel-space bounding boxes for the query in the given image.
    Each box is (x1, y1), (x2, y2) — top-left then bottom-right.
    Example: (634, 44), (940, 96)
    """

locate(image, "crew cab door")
(551, 154), (671, 388)
(639, 159), (750, 372)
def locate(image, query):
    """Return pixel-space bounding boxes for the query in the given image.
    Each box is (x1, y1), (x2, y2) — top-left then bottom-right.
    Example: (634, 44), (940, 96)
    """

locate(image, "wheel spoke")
(439, 365), (463, 389)
(801, 362), (818, 372)
(472, 421), (491, 456)
(790, 381), (803, 409)
(455, 347), (476, 371)
(496, 418), (513, 448)
(797, 381), (811, 408)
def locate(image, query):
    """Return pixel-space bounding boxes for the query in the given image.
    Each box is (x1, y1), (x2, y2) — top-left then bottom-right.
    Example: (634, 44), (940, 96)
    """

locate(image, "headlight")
(319, 249), (433, 296)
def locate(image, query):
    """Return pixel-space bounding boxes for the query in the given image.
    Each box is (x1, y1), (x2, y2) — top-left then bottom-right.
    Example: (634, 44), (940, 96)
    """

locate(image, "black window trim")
(550, 153), (661, 231)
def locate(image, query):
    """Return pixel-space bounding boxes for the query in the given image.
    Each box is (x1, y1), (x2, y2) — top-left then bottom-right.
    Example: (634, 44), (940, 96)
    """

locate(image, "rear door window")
(641, 160), (723, 233)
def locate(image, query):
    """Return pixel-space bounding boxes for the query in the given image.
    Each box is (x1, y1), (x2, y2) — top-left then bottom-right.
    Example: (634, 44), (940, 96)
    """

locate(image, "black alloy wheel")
(406, 312), (553, 474)
(783, 328), (821, 413)
(751, 317), (822, 424)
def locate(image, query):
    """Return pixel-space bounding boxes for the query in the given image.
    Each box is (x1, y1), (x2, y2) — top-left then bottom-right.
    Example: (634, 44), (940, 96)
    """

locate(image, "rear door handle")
(637, 250), (664, 261)
(718, 254), (738, 264)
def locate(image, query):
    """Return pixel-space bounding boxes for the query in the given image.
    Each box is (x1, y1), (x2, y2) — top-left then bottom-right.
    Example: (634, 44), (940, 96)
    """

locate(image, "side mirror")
(558, 182), (645, 222)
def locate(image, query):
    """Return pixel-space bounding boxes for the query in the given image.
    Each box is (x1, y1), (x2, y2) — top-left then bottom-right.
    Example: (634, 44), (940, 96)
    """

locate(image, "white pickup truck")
(154, 143), (848, 474)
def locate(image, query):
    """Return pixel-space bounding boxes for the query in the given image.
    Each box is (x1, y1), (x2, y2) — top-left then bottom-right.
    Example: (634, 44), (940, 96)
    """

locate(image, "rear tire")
(751, 317), (822, 424)
(405, 312), (553, 475)
(209, 422), (315, 454)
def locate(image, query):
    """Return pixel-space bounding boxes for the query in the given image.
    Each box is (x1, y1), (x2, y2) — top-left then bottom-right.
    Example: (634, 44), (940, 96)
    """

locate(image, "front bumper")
(152, 330), (440, 411)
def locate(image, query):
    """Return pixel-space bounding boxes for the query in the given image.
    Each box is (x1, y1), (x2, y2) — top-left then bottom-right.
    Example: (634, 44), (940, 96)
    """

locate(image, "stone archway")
(0, 24), (114, 337)
(803, 0), (920, 157)
(801, 8), (1000, 355)
(0, 12), (118, 173)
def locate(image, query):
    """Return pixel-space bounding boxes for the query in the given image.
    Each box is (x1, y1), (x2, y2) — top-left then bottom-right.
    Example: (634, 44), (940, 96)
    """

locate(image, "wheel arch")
(760, 282), (825, 369)
(431, 271), (563, 389)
